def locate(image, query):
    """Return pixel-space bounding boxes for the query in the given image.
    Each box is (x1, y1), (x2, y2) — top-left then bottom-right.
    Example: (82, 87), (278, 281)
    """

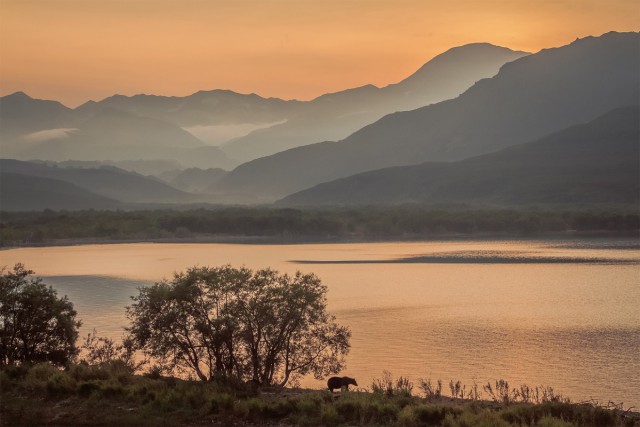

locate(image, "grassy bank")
(1, 363), (637, 427)
(1, 207), (639, 247)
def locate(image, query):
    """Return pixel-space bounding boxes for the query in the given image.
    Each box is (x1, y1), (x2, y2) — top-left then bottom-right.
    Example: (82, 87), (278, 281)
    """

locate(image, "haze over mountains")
(0, 43), (526, 172)
(0, 159), (195, 207)
(1, 32), (638, 212)
(280, 106), (640, 207)
(216, 32), (639, 202)
(0, 96), (238, 170)
(221, 43), (528, 161)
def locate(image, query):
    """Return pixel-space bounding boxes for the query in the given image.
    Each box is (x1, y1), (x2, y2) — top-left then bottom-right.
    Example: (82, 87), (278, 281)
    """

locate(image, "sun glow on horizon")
(1, 0), (638, 107)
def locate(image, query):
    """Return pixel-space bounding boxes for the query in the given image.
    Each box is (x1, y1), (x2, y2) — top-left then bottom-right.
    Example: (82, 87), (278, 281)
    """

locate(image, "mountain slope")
(217, 31), (640, 201)
(0, 92), (78, 156)
(279, 106), (640, 207)
(0, 172), (121, 211)
(4, 107), (238, 170)
(156, 167), (228, 193)
(221, 43), (528, 161)
(0, 160), (196, 204)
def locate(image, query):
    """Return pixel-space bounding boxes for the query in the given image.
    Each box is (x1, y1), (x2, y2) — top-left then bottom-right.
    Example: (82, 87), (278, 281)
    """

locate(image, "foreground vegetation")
(2, 363), (638, 427)
(1, 206), (639, 246)
(2, 266), (638, 426)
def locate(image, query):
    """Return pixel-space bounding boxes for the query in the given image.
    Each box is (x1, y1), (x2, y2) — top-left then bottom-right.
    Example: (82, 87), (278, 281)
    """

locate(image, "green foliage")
(209, 392), (234, 413)
(46, 371), (77, 395)
(454, 410), (511, 427)
(320, 404), (340, 426)
(0, 264), (81, 367)
(126, 265), (350, 386)
(413, 405), (447, 425)
(536, 416), (573, 427)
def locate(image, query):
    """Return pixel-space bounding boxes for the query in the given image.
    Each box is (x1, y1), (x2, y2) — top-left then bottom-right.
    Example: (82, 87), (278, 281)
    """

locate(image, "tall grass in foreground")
(1, 364), (637, 427)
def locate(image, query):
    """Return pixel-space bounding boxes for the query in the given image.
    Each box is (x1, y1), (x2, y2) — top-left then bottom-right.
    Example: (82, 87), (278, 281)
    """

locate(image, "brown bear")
(327, 376), (358, 392)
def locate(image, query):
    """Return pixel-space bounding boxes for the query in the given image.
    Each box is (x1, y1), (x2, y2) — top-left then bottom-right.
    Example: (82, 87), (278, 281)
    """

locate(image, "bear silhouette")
(327, 376), (358, 392)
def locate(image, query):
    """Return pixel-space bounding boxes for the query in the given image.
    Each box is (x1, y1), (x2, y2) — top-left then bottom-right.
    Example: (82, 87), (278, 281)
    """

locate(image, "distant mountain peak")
(443, 42), (526, 53)
(411, 42), (530, 72)
(3, 91), (32, 100)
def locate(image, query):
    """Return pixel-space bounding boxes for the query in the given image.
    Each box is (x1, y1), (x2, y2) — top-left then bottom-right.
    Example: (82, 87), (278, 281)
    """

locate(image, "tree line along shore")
(1, 207), (638, 247)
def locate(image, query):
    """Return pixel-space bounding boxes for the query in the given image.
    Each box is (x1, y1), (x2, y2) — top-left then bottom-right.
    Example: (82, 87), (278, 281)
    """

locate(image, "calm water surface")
(2, 239), (639, 407)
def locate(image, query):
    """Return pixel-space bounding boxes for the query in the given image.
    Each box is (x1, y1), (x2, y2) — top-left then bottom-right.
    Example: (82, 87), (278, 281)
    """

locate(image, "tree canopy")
(126, 265), (350, 386)
(0, 263), (81, 367)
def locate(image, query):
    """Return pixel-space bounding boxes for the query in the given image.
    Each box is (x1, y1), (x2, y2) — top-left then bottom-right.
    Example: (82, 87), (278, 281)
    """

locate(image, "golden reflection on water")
(2, 240), (639, 406)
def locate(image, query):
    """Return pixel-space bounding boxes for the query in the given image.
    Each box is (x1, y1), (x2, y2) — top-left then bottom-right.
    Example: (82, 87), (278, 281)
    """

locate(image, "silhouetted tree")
(126, 266), (350, 386)
(0, 264), (81, 367)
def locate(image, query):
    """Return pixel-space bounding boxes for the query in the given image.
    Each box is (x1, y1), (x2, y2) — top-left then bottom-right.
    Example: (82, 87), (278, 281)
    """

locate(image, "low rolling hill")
(0, 173), (121, 211)
(0, 160), (196, 204)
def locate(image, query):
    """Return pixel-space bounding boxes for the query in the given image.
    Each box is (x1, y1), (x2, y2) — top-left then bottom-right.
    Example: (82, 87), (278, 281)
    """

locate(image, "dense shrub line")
(1, 363), (636, 426)
(2, 207), (638, 246)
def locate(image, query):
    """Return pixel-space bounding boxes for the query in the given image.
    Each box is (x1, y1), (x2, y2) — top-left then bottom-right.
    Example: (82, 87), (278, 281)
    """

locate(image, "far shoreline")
(2, 229), (638, 250)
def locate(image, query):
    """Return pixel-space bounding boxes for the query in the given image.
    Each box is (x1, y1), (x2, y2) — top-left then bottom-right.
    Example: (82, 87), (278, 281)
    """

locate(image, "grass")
(1, 364), (638, 426)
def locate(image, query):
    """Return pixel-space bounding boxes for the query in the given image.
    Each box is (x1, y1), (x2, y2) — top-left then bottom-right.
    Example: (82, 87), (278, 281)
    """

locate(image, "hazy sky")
(1, 0), (637, 107)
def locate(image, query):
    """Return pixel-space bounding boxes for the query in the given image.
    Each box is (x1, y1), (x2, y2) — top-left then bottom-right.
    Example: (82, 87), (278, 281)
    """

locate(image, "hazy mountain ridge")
(221, 43), (529, 161)
(0, 92), (77, 142)
(0, 172), (121, 211)
(51, 159), (184, 176)
(216, 31), (640, 201)
(0, 102), (238, 170)
(279, 106), (640, 207)
(75, 89), (302, 128)
(0, 43), (528, 169)
(0, 159), (196, 204)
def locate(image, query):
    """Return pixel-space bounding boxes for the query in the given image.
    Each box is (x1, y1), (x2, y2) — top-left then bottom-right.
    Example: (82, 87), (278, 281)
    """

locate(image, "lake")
(2, 239), (639, 407)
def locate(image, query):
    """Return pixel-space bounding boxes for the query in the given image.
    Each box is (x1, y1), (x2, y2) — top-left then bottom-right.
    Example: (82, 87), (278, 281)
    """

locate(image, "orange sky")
(1, 0), (638, 107)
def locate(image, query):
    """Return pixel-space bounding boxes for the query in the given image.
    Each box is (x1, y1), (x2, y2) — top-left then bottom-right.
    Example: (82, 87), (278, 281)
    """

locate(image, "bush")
(26, 363), (57, 383)
(77, 380), (102, 397)
(501, 404), (544, 425)
(210, 392), (235, 414)
(46, 371), (76, 395)
(0, 264), (81, 367)
(320, 404), (340, 426)
(335, 399), (361, 421)
(414, 405), (446, 425)
(456, 411), (511, 427)
(378, 403), (400, 423)
(537, 416), (573, 427)
(296, 396), (322, 418)
(372, 371), (413, 397)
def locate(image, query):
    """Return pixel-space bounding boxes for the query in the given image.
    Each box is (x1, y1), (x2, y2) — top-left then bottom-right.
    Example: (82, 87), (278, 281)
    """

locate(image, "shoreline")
(2, 230), (639, 250)
(3, 369), (639, 426)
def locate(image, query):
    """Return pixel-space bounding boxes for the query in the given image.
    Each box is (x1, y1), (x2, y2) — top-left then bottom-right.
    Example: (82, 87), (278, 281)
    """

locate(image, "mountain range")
(1, 31), (638, 212)
(279, 106), (639, 207)
(215, 31), (639, 202)
(220, 43), (529, 161)
(0, 98), (238, 170)
(0, 42), (527, 172)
